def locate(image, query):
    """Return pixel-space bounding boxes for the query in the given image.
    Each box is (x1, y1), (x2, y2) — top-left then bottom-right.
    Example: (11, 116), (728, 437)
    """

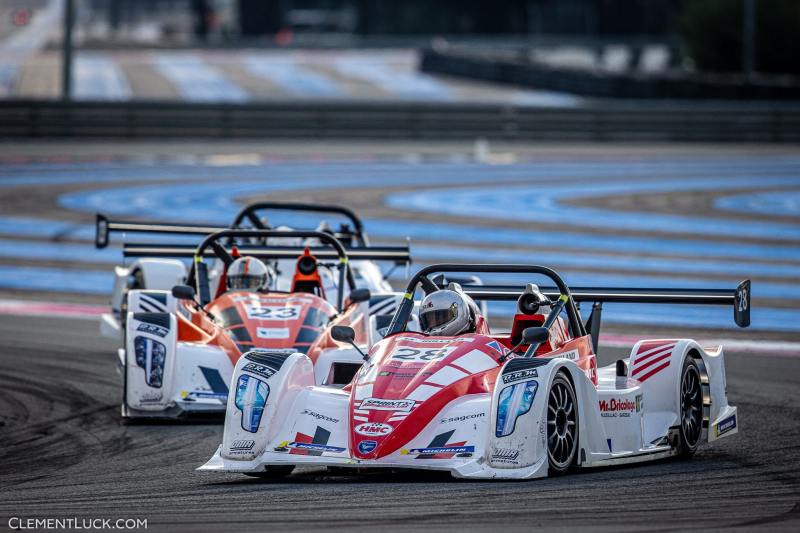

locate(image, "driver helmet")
(227, 257), (273, 292)
(419, 284), (477, 337)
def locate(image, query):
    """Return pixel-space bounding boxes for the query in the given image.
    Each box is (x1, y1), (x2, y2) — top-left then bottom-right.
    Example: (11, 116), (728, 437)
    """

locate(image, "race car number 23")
(390, 346), (456, 361)
(245, 305), (301, 321)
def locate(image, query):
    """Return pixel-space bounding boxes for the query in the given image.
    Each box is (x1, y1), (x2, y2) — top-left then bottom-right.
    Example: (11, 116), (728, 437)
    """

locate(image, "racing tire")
(244, 466), (294, 479)
(546, 372), (579, 475)
(677, 357), (703, 457)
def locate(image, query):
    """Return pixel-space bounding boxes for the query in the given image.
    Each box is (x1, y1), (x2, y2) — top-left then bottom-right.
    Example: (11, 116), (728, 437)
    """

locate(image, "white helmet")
(227, 257), (272, 292)
(419, 286), (476, 337)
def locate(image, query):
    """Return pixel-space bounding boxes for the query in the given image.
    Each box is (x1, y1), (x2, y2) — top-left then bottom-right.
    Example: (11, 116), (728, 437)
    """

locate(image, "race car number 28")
(390, 346), (456, 361)
(245, 305), (301, 321)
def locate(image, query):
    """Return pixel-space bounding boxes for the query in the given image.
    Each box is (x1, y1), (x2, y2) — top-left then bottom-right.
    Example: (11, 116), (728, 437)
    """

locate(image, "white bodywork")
(200, 338), (738, 479)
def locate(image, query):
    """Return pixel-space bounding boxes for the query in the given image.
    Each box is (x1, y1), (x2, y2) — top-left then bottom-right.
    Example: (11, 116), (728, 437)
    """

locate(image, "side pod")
(220, 350), (315, 462)
(125, 311), (177, 411)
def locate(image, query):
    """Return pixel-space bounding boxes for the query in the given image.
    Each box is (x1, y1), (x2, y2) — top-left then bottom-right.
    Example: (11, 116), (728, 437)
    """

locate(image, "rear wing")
(122, 242), (412, 264)
(452, 280), (751, 349)
(97, 202), (369, 249)
(95, 214), (221, 248)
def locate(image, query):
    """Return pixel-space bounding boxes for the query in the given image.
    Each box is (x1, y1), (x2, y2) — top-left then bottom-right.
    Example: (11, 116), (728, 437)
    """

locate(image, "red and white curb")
(0, 299), (797, 358)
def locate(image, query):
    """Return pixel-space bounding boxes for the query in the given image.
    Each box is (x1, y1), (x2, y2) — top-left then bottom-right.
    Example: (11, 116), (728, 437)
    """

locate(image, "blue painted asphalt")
(1, 157), (798, 331)
(715, 189), (800, 218)
(385, 175), (800, 241)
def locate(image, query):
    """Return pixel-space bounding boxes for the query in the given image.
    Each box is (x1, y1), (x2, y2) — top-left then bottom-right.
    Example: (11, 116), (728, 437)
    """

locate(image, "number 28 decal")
(390, 346), (456, 361)
(737, 288), (748, 312)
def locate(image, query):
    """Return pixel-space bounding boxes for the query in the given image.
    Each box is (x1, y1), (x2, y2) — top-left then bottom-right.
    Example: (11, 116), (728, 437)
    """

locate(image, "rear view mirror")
(172, 285), (196, 301)
(331, 325), (356, 343)
(348, 288), (371, 304)
(521, 327), (549, 345)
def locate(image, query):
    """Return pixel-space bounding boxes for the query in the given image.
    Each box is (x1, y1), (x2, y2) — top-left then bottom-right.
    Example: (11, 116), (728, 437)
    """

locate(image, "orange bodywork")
(174, 291), (367, 367)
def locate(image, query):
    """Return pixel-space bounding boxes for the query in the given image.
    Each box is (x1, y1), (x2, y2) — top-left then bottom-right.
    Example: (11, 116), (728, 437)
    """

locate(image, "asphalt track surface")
(0, 314), (798, 532)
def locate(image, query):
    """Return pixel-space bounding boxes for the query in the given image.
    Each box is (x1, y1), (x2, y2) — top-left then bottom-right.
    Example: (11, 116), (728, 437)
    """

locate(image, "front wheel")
(678, 357), (703, 457)
(547, 372), (579, 475)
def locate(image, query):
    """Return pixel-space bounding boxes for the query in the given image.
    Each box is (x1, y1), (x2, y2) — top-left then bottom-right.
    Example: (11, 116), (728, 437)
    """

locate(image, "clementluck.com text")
(8, 517), (147, 530)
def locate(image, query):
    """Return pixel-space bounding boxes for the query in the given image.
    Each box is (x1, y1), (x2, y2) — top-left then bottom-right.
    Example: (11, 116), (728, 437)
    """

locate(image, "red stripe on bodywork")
(634, 345), (674, 366)
(632, 352), (671, 376)
(637, 360), (671, 382)
(636, 341), (676, 356)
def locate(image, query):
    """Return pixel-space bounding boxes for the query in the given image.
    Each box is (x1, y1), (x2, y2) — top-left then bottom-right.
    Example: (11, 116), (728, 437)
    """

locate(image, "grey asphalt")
(0, 314), (797, 532)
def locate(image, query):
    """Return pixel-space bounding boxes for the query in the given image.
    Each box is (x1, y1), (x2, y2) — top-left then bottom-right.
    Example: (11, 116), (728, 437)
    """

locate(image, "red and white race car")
(200, 264), (748, 479)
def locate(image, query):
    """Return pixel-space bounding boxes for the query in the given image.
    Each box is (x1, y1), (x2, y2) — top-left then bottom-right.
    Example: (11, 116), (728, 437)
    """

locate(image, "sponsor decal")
(406, 445), (475, 455)
(491, 448), (520, 463)
(230, 439), (255, 451)
(378, 370), (432, 379)
(552, 349), (579, 360)
(390, 346), (457, 362)
(486, 340), (507, 356)
(288, 442), (346, 454)
(133, 336), (166, 388)
(396, 336), (467, 344)
(256, 327), (290, 339)
(358, 440), (377, 454)
(715, 414), (737, 437)
(440, 413), (486, 424)
(139, 391), (163, 403)
(244, 304), (301, 321)
(598, 397), (639, 418)
(136, 322), (168, 338)
(301, 409), (339, 424)
(355, 422), (393, 436)
(360, 398), (415, 412)
(242, 361), (276, 380)
(234, 375), (269, 433)
(496, 380), (538, 437)
(502, 368), (538, 384)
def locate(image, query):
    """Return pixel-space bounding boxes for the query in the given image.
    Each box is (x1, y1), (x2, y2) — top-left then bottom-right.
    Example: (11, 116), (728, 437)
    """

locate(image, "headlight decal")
(235, 374), (270, 433)
(495, 380), (538, 437)
(133, 335), (166, 388)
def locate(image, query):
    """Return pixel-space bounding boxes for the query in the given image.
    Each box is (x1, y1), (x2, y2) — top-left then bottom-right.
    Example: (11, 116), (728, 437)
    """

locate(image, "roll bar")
(230, 202), (368, 245)
(386, 264), (585, 338)
(190, 229), (356, 311)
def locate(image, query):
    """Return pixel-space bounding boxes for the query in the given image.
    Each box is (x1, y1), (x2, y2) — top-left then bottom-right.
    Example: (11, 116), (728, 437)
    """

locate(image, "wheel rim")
(547, 380), (577, 468)
(681, 364), (703, 447)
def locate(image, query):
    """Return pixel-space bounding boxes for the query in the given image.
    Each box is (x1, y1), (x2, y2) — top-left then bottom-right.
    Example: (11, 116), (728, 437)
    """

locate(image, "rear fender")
(221, 350), (315, 461)
(125, 311), (177, 410)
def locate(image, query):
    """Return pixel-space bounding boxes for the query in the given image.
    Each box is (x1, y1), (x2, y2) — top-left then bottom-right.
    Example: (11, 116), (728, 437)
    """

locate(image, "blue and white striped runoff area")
(7, 49), (582, 107)
(0, 156), (798, 332)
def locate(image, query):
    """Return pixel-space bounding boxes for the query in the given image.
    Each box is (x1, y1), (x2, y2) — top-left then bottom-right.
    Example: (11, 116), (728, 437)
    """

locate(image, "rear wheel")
(245, 466), (294, 479)
(547, 372), (579, 475)
(678, 357), (703, 457)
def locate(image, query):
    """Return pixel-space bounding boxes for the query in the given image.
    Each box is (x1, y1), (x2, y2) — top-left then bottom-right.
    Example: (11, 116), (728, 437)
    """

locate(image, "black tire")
(244, 466), (294, 479)
(678, 357), (703, 457)
(546, 372), (579, 475)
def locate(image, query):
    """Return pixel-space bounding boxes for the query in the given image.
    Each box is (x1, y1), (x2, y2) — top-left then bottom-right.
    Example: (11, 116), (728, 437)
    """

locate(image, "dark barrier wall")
(1, 100), (797, 142)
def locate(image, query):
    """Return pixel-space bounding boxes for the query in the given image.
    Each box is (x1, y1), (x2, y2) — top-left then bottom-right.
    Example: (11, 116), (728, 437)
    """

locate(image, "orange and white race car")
(121, 229), (399, 419)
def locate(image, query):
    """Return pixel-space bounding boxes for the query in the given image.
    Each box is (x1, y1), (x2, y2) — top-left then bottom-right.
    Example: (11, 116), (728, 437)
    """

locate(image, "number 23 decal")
(246, 305), (300, 320)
